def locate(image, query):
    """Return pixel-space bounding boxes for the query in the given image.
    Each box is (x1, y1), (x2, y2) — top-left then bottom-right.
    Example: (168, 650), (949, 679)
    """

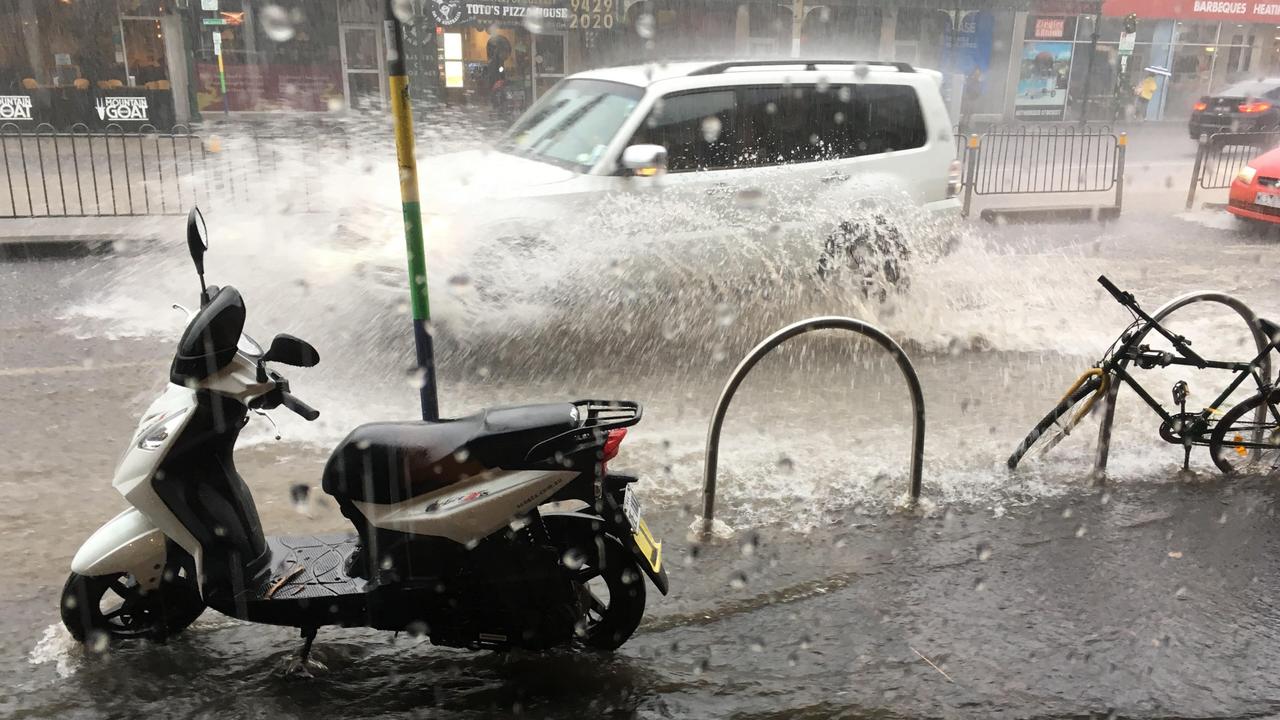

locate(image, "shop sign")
(1118, 31), (1135, 56)
(0, 95), (33, 121)
(1104, 0), (1280, 21)
(1034, 17), (1066, 39)
(424, 0), (571, 27)
(95, 96), (149, 122)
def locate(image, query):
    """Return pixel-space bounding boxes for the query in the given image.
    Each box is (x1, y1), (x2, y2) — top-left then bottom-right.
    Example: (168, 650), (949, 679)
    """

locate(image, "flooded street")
(5, 202), (1280, 718)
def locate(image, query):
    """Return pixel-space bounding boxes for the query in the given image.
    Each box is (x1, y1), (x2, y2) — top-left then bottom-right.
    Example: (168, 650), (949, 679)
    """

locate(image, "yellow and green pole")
(384, 1), (439, 421)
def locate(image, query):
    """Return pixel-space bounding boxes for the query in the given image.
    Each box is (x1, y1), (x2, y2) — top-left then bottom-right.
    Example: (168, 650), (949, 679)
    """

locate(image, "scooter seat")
(321, 402), (580, 505)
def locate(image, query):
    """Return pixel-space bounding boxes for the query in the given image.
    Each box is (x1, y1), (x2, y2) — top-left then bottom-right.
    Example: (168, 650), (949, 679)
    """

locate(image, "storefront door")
(531, 34), (566, 99)
(339, 24), (385, 109)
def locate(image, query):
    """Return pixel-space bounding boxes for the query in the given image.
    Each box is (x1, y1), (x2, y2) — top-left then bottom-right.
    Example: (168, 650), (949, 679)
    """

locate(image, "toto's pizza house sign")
(1104, 0), (1280, 21)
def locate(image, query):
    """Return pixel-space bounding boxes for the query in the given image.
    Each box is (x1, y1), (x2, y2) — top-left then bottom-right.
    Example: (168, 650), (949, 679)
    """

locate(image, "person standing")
(1135, 72), (1158, 121)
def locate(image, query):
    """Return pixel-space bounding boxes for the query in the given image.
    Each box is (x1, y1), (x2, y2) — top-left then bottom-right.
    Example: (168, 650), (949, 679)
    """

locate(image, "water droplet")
(327, 96), (344, 112)
(815, 75), (829, 92)
(476, 366), (491, 378)
(1061, 507), (1074, 519)
(562, 548), (586, 570)
(1075, 525), (1088, 538)
(833, 111), (846, 125)
(715, 302), (737, 327)
(509, 515), (531, 531)
(740, 533), (758, 557)
(853, 63), (869, 80)
(735, 187), (765, 208)
(729, 571), (748, 589)
(289, 483), (309, 510)
(62, 593), (77, 610)
(259, 4), (295, 42)
(621, 568), (640, 585)
(406, 367), (427, 389)
(816, 6), (831, 21)
(448, 274), (471, 288)
(1167, 550), (1183, 559)
(749, 639), (764, 652)
(787, 651), (799, 666)
(454, 448), (470, 462)
(86, 629), (111, 653)
(765, 102), (778, 115)
(977, 544), (992, 561)
(800, 634), (811, 650)
(693, 658), (709, 675)
(406, 619), (429, 637)
(523, 6), (546, 33)
(635, 13), (656, 39)
(380, 555), (395, 570)
(973, 577), (987, 591)
(700, 115), (722, 143)
(776, 455), (795, 474)
(837, 86), (852, 102)
(391, 0), (415, 22)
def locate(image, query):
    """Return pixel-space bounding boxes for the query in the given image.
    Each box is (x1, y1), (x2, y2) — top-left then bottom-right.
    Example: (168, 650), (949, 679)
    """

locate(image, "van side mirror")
(262, 334), (320, 367)
(621, 144), (668, 177)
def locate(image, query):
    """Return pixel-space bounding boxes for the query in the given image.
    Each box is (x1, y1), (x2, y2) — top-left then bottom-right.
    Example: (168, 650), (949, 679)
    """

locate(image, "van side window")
(849, 84), (927, 156)
(629, 90), (739, 172)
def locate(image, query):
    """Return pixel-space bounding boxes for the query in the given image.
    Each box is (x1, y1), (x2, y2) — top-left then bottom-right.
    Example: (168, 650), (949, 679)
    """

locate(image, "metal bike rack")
(1093, 291), (1272, 474)
(699, 316), (926, 540)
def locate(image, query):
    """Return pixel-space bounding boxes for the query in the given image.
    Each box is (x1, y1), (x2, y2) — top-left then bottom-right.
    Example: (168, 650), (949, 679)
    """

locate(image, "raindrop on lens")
(406, 367), (427, 389)
(562, 549), (586, 570)
(448, 274), (472, 288)
(391, 0), (415, 22)
(289, 483), (309, 510)
(87, 630), (110, 654)
(729, 571), (748, 589)
(523, 7), (546, 33)
(260, 4), (295, 42)
(776, 455), (795, 474)
(977, 544), (992, 561)
(635, 13), (656, 39)
(816, 75), (829, 92)
(715, 302), (737, 327)
(701, 116), (723, 142)
(853, 63), (869, 80)
(837, 86), (851, 102)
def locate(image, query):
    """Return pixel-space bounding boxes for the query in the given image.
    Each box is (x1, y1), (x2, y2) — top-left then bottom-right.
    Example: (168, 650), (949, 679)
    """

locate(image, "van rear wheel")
(61, 566), (204, 645)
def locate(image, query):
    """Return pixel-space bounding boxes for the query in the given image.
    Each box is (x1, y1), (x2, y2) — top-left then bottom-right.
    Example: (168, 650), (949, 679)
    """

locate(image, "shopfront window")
(191, 0), (344, 113)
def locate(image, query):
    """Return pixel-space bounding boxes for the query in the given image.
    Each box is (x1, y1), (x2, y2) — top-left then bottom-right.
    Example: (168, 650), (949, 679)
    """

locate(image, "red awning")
(1102, 0), (1280, 21)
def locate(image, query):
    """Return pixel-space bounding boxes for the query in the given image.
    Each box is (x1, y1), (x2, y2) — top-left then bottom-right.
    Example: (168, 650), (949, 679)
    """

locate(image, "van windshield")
(496, 79), (644, 171)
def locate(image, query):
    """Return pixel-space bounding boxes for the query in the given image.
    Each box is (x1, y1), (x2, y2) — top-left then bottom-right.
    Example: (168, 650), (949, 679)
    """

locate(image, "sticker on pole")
(1119, 32), (1136, 57)
(212, 31), (222, 56)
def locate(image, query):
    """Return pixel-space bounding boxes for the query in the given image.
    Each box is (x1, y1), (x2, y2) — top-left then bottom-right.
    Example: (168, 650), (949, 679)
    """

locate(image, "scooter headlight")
(137, 407), (191, 451)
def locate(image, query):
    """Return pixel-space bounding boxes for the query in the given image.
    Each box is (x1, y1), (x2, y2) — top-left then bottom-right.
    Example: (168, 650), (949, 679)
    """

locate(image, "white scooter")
(61, 209), (667, 661)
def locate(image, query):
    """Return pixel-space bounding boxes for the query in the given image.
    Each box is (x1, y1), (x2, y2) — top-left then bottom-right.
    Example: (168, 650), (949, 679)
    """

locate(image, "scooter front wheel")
(61, 567), (204, 644)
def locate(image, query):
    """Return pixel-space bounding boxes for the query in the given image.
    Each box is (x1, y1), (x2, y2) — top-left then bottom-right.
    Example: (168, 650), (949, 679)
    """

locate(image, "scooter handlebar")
(280, 391), (319, 422)
(1097, 275), (1134, 308)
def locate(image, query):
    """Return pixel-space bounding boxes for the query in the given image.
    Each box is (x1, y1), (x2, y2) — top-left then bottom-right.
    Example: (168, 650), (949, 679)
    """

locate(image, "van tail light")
(946, 159), (962, 198)
(1240, 101), (1272, 113)
(1193, 101), (1208, 112)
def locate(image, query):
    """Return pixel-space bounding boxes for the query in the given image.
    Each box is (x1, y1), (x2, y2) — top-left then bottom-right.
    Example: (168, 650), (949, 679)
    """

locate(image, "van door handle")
(820, 172), (850, 184)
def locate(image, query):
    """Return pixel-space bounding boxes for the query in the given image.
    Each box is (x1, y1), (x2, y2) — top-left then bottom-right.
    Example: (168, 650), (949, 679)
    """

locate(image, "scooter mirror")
(186, 206), (208, 276)
(262, 334), (320, 367)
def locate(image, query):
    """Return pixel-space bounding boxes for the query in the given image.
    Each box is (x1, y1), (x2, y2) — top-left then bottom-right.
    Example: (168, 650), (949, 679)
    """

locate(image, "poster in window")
(1015, 41), (1072, 120)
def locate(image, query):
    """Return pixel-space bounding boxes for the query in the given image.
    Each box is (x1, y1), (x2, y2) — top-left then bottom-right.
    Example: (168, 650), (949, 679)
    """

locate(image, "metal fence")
(1185, 131), (1280, 209)
(0, 122), (380, 218)
(960, 128), (1126, 217)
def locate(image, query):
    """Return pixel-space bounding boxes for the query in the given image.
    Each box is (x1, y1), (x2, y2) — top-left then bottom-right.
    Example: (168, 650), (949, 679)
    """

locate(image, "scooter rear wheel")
(564, 533), (646, 650)
(61, 567), (204, 645)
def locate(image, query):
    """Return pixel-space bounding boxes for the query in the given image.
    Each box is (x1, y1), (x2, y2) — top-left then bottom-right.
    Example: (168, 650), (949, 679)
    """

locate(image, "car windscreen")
(496, 79), (644, 171)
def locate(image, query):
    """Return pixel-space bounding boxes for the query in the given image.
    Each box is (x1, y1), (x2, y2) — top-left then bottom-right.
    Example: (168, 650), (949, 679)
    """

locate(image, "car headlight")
(1238, 166), (1258, 184)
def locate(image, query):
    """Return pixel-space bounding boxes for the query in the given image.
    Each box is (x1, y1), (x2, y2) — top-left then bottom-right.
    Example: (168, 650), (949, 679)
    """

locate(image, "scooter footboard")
(71, 507), (168, 591)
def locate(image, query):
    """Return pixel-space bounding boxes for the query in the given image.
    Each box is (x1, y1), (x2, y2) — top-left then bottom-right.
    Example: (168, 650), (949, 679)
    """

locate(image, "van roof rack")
(688, 60), (916, 76)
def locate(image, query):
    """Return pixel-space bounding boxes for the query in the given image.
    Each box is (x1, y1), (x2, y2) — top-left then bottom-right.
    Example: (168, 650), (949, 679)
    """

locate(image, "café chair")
(73, 78), (90, 90)
(22, 78), (38, 89)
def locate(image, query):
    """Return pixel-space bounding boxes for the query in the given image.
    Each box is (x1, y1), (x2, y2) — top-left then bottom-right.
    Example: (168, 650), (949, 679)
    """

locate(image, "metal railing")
(0, 123), (207, 217)
(961, 128), (1126, 217)
(0, 123), (378, 218)
(1185, 131), (1280, 209)
(698, 316), (925, 540)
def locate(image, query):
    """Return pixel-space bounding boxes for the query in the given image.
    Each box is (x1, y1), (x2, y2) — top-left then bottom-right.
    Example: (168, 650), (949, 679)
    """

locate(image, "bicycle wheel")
(1208, 390), (1280, 475)
(1007, 374), (1104, 470)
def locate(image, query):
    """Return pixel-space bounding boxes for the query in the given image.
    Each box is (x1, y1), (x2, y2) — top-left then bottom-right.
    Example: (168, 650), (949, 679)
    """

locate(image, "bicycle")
(1008, 275), (1280, 475)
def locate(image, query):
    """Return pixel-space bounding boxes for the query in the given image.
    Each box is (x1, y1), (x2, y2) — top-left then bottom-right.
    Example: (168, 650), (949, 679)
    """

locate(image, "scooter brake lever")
(172, 303), (195, 320)
(253, 408), (282, 441)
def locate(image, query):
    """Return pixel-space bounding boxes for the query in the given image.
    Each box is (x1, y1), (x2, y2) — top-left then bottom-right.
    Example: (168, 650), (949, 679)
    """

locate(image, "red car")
(1228, 146), (1280, 226)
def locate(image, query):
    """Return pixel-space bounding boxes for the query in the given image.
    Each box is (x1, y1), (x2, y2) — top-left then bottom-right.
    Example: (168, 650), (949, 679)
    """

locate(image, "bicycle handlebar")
(1097, 275), (1133, 308)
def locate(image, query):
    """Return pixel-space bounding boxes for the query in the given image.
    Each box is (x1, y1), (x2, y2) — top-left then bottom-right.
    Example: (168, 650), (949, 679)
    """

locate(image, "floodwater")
(5, 133), (1280, 718)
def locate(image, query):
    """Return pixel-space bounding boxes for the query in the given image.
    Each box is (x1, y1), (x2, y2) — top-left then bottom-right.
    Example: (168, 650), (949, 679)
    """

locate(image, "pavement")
(0, 215), (167, 260)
